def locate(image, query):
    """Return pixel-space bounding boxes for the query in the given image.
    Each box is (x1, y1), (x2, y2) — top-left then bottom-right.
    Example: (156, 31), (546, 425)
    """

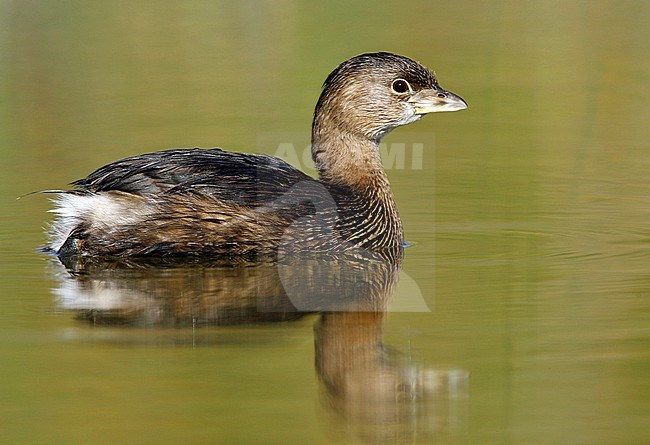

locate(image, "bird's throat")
(311, 128), (389, 191)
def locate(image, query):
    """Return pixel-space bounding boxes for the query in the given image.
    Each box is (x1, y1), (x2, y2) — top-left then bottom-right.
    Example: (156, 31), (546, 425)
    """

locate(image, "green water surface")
(1, 1), (648, 444)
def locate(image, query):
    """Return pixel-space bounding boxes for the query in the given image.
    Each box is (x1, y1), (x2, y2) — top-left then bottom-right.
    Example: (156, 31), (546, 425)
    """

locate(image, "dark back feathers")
(72, 148), (315, 206)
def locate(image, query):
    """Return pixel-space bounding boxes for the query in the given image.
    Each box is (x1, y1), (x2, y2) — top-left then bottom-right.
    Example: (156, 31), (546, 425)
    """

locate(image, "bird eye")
(391, 79), (411, 94)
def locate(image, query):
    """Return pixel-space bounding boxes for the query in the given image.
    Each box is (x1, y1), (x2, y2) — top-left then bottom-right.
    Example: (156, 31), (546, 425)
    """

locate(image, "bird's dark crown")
(320, 52), (439, 94)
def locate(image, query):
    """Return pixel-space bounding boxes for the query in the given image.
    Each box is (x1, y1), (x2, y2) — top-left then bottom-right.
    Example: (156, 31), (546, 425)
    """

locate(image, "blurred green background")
(1, 1), (649, 444)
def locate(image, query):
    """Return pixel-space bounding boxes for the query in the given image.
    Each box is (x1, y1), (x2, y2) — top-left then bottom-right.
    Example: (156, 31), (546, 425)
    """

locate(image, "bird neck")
(311, 123), (390, 192)
(311, 121), (404, 249)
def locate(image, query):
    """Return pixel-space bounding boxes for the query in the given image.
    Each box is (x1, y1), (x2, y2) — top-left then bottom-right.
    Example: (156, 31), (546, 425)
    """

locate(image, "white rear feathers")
(47, 192), (155, 252)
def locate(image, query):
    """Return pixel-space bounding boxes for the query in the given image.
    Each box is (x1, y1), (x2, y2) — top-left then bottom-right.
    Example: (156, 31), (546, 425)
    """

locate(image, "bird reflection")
(49, 249), (468, 442)
(315, 311), (469, 442)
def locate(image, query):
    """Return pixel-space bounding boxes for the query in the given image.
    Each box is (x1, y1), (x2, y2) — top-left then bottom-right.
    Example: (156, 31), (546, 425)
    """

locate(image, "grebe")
(45, 52), (466, 258)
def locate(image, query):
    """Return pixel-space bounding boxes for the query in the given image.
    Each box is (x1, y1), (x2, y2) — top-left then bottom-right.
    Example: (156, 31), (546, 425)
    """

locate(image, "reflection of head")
(315, 311), (469, 443)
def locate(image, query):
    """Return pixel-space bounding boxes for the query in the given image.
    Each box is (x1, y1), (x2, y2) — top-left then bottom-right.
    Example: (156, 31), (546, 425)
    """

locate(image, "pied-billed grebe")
(45, 52), (466, 258)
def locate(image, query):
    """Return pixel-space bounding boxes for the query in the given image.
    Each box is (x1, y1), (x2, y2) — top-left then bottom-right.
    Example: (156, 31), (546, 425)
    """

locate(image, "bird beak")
(408, 87), (468, 114)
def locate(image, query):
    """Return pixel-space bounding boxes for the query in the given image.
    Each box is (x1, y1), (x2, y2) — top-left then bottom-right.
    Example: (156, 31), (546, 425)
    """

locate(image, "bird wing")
(70, 148), (315, 206)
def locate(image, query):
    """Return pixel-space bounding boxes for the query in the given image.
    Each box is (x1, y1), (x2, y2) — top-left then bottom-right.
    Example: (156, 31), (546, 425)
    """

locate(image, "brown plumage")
(45, 52), (467, 259)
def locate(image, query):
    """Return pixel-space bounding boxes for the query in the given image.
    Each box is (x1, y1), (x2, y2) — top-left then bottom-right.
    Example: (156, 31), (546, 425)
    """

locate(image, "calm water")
(1, 1), (649, 444)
